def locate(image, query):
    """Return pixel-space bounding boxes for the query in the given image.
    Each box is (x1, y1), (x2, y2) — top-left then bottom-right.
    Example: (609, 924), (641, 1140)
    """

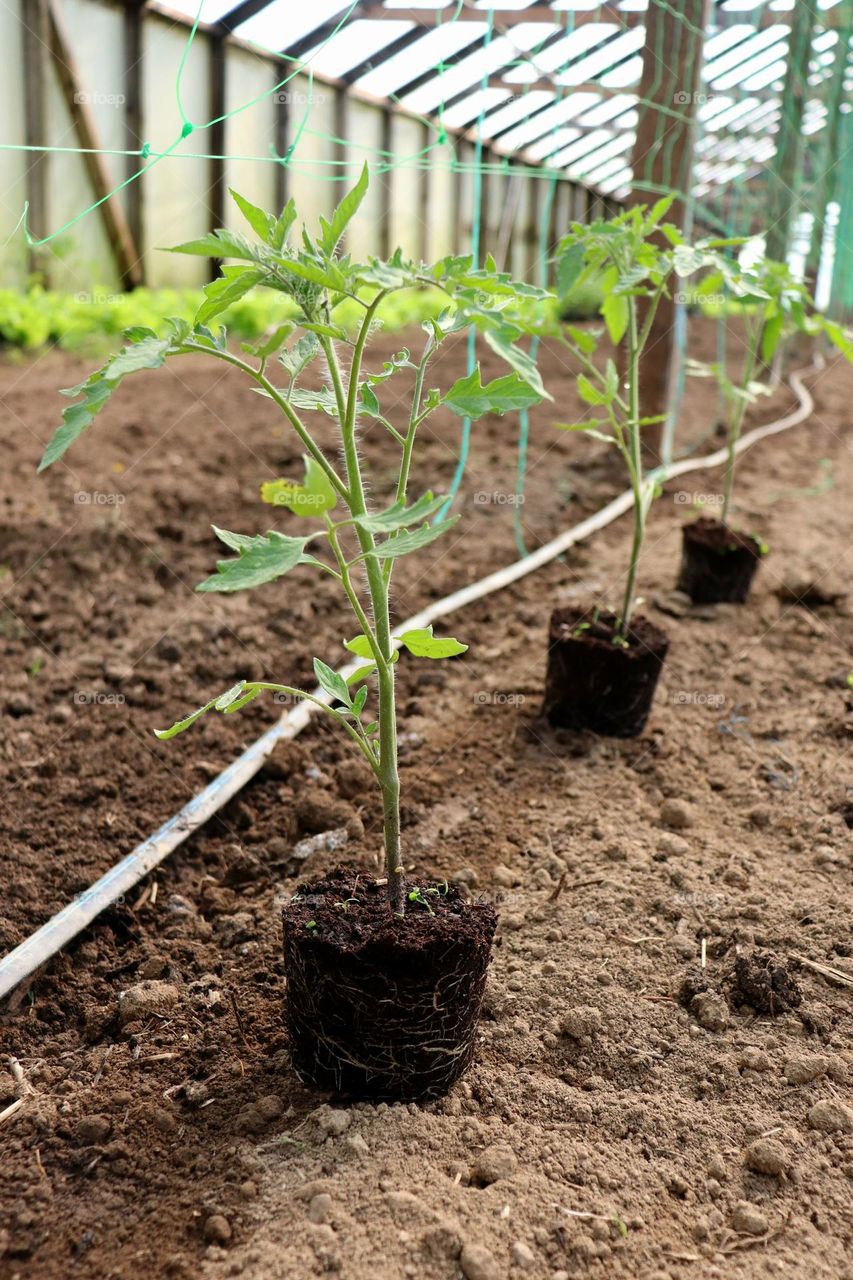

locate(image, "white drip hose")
(0, 362), (819, 1002)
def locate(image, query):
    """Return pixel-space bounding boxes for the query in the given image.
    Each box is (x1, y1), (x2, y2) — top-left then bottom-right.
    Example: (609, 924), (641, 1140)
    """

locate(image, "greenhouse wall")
(3, 0), (620, 292)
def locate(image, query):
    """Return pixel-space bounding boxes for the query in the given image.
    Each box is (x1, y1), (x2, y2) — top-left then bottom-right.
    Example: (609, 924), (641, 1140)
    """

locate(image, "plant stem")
(721, 321), (761, 525)
(320, 304), (405, 915)
(618, 295), (645, 641)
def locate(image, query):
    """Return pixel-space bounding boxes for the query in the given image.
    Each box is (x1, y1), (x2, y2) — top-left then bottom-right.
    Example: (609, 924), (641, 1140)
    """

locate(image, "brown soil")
(1, 322), (852, 1280)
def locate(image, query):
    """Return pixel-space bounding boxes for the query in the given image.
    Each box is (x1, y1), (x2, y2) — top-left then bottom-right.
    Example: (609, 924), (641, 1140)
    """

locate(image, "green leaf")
(352, 685), (368, 717)
(271, 199), (297, 250)
(481, 328), (551, 401)
(397, 626), (467, 659)
(197, 267), (263, 325)
(344, 634), (374, 659)
(301, 321), (348, 341)
(760, 311), (784, 363)
(558, 241), (586, 297)
(355, 492), (446, 534)
(155, 682), (248, 740)
(260, 455), (338, 517)
(554, 421), (614, 445)
(313, 658), (350, 706)
(367, 517), (459, 560)
(577, 373), (610, 406)
(196, 527), (312, 592)
(39, 335), (177, 471)
(166, 228), (257, 260)
(241, 323), (294, 359)
(361, 383), (381, 416)
(602, 292), (629, 345)
(229, 189), (274, 242)
(565, 324), (598, 356)
(319, 163), (369, 255)
(443, 367), (543, 419)
(280, 332), (320, 380)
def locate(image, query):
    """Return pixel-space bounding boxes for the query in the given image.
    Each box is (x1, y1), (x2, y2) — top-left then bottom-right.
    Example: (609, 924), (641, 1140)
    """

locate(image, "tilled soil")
(0, 323), (851, 1280)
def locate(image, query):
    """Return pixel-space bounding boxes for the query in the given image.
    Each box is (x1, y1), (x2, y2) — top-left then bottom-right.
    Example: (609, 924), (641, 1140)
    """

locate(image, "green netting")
(2, 0), (849, 530)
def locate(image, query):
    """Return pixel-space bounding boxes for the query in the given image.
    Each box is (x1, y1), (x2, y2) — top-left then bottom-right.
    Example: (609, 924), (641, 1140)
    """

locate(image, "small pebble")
(308, 1193), (334, 1225)
(73, 1114), (111, 1145)
(690, 991), (728, 1032)
(318, 1107), (351, 1137)
(117, 980), (179, 1027)
(512, 1240), (536, 1270)
(460, 1242), (500, 1280)
(472, 1143), (518, 1185)
(744, 1139), (789, 1177)
(560, 1005), (603, 1042)
(808, 1099), (853, 1133)
(731, 1202), (768, 1236)
(784, 1054), (829, 1085)
(203, 1215), (232, 1245)
(660, 799), (693, 830)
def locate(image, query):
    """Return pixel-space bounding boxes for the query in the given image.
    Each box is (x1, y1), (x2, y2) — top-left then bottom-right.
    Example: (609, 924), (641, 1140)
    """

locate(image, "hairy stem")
(321, 302), (405, 914)
(722, 321), (761, 525)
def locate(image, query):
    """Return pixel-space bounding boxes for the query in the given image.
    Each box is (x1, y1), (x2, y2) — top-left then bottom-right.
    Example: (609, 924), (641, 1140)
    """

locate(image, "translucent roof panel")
(502, 25), (622, 82)
(162, 0), (244, 22)
(299, 21), (415, 79)
(402, 32), (549, 115)
(354, 24), (483, 97)
(472, 89), (553, 139)
(236, 0), (362, 52)
(439, 88), (510, 129)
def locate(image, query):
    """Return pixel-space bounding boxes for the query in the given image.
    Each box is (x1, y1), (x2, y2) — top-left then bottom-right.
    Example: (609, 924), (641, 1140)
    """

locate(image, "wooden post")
(209, 32), (227, 280)
(766, 1), (819, 264)
(830, 109), (853, 322)
(22, 0), (49, 279)
(805, 6), (852, 287)
(123, 0), (145, 275)
(46, 0), (142, 288)
(273, 65), (289, 215)
(378, 106), (392, 260)
(629, 0), (709, 463)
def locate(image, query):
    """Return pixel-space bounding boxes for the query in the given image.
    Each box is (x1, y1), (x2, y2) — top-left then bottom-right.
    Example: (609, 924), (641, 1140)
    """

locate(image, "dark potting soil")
(544, 607), (669, 738)
(282, 869), (497, 1100)
(677, 516), (763, 604)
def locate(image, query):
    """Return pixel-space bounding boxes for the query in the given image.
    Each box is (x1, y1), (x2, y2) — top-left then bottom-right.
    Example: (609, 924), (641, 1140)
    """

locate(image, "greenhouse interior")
(1, 2), (852, 1278)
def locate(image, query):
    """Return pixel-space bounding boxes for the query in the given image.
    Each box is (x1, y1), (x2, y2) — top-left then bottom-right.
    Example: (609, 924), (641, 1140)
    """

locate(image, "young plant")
(38, 165), (549, 916)
(551, 200), (733, 640)
(687, 258), (853, 526)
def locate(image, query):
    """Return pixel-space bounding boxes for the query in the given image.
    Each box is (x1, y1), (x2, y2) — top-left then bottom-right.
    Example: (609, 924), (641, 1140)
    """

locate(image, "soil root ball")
(544, 607), (669, 739)
(677, 517), (762, 605)
(282, 869), (497, 1101)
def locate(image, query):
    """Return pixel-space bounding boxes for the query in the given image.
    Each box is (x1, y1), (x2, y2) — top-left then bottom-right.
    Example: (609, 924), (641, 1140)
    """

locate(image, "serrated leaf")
(260, 455), (337, 517)
(313, 657), (351, 707)
(197, 266), (263, 325)
(397, 626), (467, 659)
(155, 682), (246, 740)
(443, 367), (543, 419)
(367, 517), (459, 560)
(279, 332), (320, 380)
(482, 328), (551, 401)
(197, 528), (312, 592)
(355, 492), (445, 534)
(229, 189), (274, 241)
(39, 335), (177, 471)
(319, 163), (369, 255)
(272, 198), (297, 250)
(166, 228), (257, 260)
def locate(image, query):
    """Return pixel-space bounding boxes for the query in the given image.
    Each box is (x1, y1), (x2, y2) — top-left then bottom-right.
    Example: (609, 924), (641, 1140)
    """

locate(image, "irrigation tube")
(0, 362), (819, 1002)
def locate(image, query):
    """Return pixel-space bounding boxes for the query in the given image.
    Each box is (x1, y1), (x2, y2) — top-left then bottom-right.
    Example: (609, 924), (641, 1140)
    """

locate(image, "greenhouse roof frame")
(142, 0), (852, 203)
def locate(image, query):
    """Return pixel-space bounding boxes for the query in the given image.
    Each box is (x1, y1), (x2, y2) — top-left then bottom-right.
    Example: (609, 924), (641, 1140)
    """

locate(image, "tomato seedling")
(39, 165), (549, 914)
